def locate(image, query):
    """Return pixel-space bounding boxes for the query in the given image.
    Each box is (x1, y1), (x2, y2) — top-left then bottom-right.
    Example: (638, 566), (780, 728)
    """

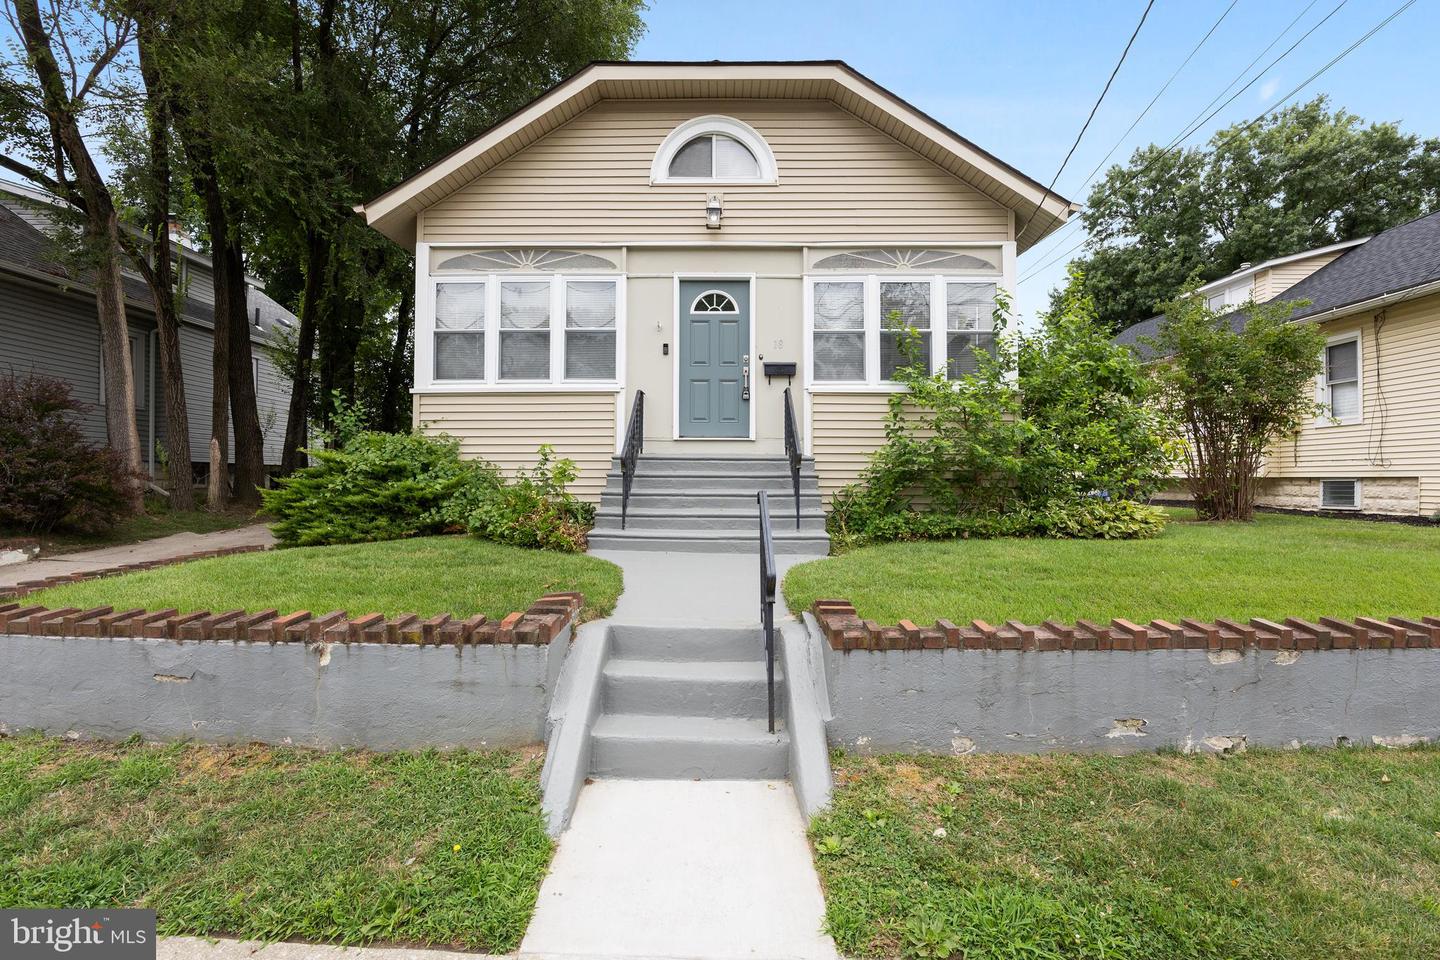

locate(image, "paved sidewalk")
(590, 549), (809, 624)
(520, 779), (839, 960)
(0, 524), (275, 589)
(159, 937), (503, 960)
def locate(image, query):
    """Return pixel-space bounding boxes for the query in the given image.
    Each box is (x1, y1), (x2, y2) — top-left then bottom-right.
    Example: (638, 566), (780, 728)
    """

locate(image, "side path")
(0, 524), (275, 590)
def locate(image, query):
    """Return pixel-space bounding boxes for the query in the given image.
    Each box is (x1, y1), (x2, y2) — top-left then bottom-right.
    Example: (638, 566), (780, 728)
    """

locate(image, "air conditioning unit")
(1320, 479), (1360, 510)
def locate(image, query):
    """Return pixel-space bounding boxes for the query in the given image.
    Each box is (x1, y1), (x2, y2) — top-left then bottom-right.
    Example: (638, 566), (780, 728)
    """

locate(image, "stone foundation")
(1256, 476), (1420, 516)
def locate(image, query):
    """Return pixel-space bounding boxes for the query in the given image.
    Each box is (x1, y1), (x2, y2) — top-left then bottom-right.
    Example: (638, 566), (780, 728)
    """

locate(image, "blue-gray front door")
(679, 280), (750, 437)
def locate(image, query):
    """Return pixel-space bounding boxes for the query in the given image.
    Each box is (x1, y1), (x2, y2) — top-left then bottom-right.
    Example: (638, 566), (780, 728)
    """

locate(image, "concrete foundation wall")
(821, 641), (1440, 755)
(0, 631), (570, 750)
(1255, 476), (1421, 516)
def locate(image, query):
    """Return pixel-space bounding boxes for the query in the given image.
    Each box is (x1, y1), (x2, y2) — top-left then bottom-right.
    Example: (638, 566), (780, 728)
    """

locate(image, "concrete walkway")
(158, 937), (502, 959)
(520, 779), (839, 960)
(590, 549), (812, 624)
(0, 524), (275, 589)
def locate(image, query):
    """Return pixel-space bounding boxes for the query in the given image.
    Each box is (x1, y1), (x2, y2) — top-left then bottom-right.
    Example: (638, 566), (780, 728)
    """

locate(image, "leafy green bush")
(457, 446), (594, 553)
(833, 278), (1176, 548)
(261, 431), (475, 547)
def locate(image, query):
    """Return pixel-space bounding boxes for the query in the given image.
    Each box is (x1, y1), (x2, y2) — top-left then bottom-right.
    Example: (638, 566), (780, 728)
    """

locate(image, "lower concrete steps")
(590, 714), (789, 779)
(603, 658), (781, 718)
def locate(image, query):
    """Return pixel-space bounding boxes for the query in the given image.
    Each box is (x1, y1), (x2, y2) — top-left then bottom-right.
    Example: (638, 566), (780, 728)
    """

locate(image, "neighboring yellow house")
(358, 61), (1075, 551)
(1117, 211), (1440, 519)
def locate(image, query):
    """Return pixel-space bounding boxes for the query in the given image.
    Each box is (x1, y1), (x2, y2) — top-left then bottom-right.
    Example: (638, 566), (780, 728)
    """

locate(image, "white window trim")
(416, 243), (626, 392)
(651, 115), (778, 185)
(1319, 478), (1363, 511)
(802, 273), (1003, 391)
(1318, 331), (1362, 426)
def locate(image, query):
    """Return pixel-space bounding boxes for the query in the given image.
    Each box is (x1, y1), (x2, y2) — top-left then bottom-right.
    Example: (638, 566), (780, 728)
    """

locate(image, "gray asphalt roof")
(1114, 209), (1440, 350)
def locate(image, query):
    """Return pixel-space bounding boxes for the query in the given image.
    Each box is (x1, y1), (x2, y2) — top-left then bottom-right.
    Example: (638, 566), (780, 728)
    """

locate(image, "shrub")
(0, 373), (132, 533)
(261, 430), (475, 547)
(834, 278), (1176, 547)
(458, 445), (594, 553)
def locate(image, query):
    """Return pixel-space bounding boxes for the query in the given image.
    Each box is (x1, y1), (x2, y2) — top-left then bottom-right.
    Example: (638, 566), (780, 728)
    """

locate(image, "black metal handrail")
(620, 390), (644, 529)
(757, 490), (777, 734)
(782, 386), (802, 529)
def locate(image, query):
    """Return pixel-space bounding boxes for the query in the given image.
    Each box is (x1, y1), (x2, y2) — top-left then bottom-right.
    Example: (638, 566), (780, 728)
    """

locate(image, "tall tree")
(1067, 97), (1440, 334)
(0, 0), (145, 511)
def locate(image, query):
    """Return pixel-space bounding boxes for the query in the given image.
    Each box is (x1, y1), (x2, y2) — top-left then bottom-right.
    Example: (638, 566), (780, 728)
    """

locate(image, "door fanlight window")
(690, 290), (739, 314)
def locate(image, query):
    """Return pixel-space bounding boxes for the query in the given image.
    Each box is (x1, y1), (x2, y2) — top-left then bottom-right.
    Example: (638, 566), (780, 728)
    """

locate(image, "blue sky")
(635, 0), (1440, 326)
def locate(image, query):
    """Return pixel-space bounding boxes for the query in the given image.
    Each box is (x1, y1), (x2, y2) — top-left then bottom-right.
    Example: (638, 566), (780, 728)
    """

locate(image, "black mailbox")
(763, 361), (797, 384)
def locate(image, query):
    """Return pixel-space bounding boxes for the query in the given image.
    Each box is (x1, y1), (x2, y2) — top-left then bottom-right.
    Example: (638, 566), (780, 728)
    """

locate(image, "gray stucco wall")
(816, 624), (1440, 754)
(0, 631), (569, 750)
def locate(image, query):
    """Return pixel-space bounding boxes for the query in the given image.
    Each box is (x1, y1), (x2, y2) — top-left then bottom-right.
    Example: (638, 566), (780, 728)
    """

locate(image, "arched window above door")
(690, 289), (740, 313)
(651, 116), (778, 184)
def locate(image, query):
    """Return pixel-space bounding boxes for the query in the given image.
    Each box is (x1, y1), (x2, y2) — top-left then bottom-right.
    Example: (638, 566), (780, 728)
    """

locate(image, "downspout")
(148, 328), (157, 477)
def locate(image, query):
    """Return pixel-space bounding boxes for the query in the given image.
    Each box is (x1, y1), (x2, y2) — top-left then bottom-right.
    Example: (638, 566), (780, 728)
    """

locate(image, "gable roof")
(359, 61), (1077, 252)
(1115, 210), (1440, 350)
(1190, 236), (1369, 295)
(0, 184), (296, 343)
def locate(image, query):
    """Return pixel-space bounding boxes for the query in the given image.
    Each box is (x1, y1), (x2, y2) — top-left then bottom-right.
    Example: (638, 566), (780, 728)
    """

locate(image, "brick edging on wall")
(812, 600), (1440, 652)
(0, 592), (583, 646)
(0, 543), (270, 601)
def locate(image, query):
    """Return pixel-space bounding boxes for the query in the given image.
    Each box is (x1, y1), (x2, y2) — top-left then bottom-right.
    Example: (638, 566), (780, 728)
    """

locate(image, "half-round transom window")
(691, 290), (739, 313)
(652, 115), (778, 184)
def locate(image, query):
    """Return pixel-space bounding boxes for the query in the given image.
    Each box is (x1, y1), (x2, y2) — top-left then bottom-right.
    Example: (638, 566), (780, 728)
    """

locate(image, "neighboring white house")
(359, 61), (1076, 505)
(1118, 213), (1440, 519)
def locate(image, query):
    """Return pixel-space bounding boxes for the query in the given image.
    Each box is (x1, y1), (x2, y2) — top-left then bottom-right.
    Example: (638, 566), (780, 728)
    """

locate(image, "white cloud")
(1259, 77), (1281, 102)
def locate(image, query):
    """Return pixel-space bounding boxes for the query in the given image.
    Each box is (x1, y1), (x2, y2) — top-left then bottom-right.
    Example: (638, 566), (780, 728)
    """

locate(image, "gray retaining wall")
(0, 629), (570, 749)
(810, 620), (1440, 754)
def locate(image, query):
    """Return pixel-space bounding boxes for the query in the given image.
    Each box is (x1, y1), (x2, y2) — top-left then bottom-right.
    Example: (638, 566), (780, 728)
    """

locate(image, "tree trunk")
(93, 236), (146, 513)
(136, 21), (194, 510)
(223, 232), (267, 506)
(380, 282), (414, 432)
(280, 231), (325, 472)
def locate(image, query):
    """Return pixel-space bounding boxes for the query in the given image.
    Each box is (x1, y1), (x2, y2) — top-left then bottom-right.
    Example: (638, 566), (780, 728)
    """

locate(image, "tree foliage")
(1147, 289), (1325, 522)
(1070, 97), (1440, 333)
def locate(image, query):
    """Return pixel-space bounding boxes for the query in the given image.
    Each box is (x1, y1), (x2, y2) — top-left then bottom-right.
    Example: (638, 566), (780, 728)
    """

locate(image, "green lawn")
(4, 502), (260, 556)
(27, 535), (623, 621)
(814, 748), (1440, 960)
(785, 509), (1440, 625)
(0, 735), (551, 952)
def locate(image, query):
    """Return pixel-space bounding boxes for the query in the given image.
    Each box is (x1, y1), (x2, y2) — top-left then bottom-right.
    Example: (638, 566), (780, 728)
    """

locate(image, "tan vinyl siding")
(1254, 251), (1347, 302)
(810, 391), (896, 500)
(421, 99), (1012, 245)
(1264, 292), (1440, 514)
(413, 391), (617, 501)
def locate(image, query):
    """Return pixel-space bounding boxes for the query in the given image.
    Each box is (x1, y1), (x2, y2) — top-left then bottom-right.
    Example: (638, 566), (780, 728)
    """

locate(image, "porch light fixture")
(705, 193), (723, 229)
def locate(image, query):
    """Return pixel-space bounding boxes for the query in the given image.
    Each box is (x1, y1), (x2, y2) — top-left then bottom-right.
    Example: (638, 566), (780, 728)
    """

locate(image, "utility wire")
(1017, 0), (1156, 241)
(1019, 0), (1412, 284)
(1023, 0), (1346, 277)
(1023, 0), (1250, 267)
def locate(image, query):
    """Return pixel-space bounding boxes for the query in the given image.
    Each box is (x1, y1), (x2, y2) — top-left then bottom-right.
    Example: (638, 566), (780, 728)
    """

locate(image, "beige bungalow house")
(360, 60), (1075, 551)
(1117, 210), (1440, 519)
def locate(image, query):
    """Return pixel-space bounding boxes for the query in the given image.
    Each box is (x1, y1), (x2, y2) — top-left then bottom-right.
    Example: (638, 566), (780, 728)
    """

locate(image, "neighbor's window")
(810, 276), (998, 385)
(429, 275), (619, 385)
(1324, 338), (1360, 422)
(433, 281), (486, 380)
(564, 281), (617, 380)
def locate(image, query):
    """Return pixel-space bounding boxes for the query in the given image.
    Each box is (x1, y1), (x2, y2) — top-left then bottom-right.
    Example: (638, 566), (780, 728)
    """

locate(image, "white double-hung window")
(1321, 335), (1361, 424)
(422, 269), (623, 388)
(806, 274), (1000, 386)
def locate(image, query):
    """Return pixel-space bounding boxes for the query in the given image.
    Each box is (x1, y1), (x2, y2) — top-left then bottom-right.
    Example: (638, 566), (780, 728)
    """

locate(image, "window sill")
(414, 384), (623, 395)
(1315, 418), (1363, 428)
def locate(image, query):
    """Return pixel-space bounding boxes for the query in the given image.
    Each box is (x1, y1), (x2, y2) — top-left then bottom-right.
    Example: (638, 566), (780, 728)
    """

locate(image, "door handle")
(742, 354), (750, 401)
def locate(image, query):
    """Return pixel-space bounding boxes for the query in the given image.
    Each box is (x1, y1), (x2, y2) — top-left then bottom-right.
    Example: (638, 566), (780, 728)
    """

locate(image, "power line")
(1023, 0), (1247, 267)
(1019, 0), (1413, 285)
(1017, 0), (1156, 240)
(1024, 0), (1343, 274)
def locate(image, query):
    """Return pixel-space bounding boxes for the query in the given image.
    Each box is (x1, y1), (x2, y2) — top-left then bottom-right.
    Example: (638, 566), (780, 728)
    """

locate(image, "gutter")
(1292, 277), (1440, 325)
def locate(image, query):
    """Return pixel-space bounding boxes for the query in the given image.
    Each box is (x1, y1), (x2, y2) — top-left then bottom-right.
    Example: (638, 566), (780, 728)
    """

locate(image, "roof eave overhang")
(359, 62), (1075, 251)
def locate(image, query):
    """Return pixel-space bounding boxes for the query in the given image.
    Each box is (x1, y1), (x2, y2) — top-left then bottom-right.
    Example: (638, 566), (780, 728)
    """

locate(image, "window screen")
(499, 281), (551, 380)
(564, 281), (616, 380)
(433, 282), (485, 380)
(1325, 340), (1359, 420)
(812, 281), (865, 382)
(880, 281), (931, 379)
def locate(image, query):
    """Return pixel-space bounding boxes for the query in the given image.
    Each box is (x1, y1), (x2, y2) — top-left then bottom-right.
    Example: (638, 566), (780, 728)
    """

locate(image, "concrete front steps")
(592, 624), (787, 779)
(589, 454), (830, 554)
